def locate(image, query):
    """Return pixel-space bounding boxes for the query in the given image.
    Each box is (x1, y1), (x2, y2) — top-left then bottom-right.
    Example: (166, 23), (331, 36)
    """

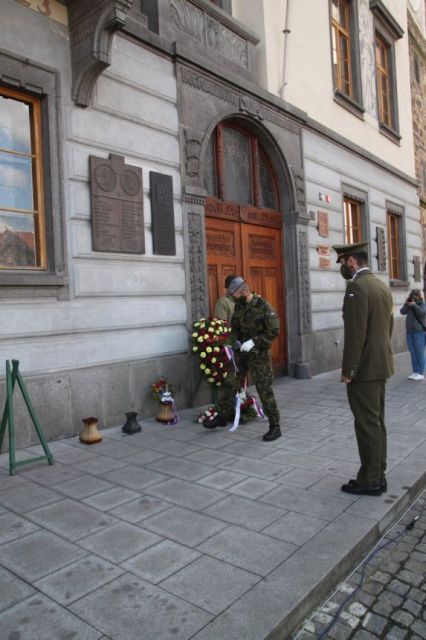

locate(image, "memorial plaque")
(317, 244), (330, 268)
(90, 154), (144, 254)
(376, 227), (386, 271)
(317, 211), (329, 237)
(150, 172), (176, 255)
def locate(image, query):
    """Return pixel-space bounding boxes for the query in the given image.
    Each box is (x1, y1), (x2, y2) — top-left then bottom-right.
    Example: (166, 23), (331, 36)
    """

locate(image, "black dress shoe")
(348, 478), (387, 492)
(341, 480), (382, 496)
(262, 425), (281, 442)
(203, 414), (227, 429)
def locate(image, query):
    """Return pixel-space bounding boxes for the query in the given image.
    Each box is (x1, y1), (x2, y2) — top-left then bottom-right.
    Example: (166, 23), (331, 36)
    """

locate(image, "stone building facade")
(407, 0), (426, 289)
(0, 0), (422, 446)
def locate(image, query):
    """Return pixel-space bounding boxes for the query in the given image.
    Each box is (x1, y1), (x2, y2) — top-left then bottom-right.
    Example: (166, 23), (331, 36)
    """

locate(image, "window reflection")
(0, 212), (36, 267)
(0, 95), (31, 154)
(0, 152), (34, 210)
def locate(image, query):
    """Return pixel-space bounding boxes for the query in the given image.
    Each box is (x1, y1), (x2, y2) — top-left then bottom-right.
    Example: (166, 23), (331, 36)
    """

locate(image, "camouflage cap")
(332, 241), (369, 263)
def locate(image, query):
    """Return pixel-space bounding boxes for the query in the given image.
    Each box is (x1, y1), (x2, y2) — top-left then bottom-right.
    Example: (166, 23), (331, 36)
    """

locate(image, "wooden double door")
(206, 216), (287, 374)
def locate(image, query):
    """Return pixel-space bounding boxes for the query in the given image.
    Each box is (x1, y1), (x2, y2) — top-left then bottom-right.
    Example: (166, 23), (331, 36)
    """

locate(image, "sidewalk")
(0, 352), (425, 640)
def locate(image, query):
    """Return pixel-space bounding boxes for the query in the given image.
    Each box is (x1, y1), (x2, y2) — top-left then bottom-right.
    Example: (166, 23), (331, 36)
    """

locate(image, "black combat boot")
(262, 425), (281, 442)
(203, 414), (227, 429)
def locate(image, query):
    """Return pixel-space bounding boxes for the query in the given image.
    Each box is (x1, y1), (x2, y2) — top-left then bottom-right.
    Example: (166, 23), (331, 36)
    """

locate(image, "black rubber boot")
(262, 425), (281, 442)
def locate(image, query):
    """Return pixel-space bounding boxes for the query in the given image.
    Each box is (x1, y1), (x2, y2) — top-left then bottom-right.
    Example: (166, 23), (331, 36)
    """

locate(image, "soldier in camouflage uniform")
(204, 277), (281, 442)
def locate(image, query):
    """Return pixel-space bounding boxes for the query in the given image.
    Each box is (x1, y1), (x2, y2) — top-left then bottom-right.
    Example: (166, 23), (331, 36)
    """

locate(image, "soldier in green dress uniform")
(204, 277), (282, 442)
(332, 242), (394, 496)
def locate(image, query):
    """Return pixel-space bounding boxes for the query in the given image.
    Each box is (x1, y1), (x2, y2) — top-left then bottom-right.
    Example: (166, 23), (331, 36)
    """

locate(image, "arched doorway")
(204, 121), (287, 374)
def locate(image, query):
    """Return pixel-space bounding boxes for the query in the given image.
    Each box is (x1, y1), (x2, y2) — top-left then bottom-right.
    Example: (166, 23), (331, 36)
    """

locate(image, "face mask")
(340, 263), (353, 280)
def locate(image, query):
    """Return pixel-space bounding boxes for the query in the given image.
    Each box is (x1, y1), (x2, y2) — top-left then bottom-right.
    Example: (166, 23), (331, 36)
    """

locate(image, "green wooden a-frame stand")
(0, 360), (53, 475)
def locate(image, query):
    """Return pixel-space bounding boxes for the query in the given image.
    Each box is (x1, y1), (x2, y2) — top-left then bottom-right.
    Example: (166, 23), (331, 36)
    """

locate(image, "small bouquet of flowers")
(191, 317), (234, 386)
(151, 377), (173, 403)
(151, 377), (179, 425)
(197, 405), (219, 425)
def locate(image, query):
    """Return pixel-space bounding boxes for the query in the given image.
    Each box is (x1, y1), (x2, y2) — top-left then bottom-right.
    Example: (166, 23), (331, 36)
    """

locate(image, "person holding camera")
(400, 289), (426, 381)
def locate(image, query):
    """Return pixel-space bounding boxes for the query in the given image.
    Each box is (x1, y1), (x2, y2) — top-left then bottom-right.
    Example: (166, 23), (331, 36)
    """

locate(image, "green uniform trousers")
(218, 350), (280, 426)
(346, 380), (387, 486)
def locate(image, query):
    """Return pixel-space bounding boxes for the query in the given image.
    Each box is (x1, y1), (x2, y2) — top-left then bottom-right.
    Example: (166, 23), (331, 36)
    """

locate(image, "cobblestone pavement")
(293, 491), (426, 640)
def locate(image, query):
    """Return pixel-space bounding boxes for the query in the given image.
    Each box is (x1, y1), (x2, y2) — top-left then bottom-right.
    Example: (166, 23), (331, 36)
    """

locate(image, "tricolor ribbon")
(224, 345), (238, 374)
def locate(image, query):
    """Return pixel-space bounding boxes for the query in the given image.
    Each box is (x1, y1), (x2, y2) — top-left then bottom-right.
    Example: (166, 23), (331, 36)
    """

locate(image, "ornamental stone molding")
(170, 0), (250, 69)
(187, 211), (208, 322)
(68, 0), (134, 107)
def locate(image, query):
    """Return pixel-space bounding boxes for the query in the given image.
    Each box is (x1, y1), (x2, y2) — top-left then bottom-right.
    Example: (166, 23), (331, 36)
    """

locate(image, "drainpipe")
(279, 0), (292, 100)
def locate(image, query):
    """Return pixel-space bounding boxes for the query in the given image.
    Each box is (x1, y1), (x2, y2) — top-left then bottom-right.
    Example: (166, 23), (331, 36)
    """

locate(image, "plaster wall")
(0, 3), (188, 444)
(234, 0), (416, 179)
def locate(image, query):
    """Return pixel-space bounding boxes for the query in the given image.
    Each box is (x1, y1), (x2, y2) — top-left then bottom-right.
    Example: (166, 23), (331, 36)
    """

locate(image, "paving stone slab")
(226, 476), (280, 498)
(1, 593), (102, 639)
(34, 555), (124, 605)
(122, 539), (201, 584)
(120, 449), (167, 466)
(161, 554), (260, 615)
(0, 511), (39, 544)
(27, 498), (117, 540)
(0, 481), (63, 514)
(259, 484), (350, 521)
(261, 510), (328, 544)
(197, 525), (297, 575)
(221, 455), (289, 480)
(83, 486), (141, 511)
(142, 505), (227, 546)
(147, 478), (224, 510)
(0, 566), (35, 613)
(69, 573), (212, 640)
(78, 521), (162, 563)
(109, 494), (171, 523)
(55, 474), (115, 499)
(0, 529), (88, 581)
(203, 494), (285, 531)
(146, 455), (215, 481)
(101, 465), (168, 490)
(73, 454), (128, 475)
(197, 469), (248, 489)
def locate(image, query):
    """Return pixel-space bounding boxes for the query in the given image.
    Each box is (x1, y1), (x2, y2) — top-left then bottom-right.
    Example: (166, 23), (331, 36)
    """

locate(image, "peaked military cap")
(227, 276), (245, 295)
(332, 241), (369, 263)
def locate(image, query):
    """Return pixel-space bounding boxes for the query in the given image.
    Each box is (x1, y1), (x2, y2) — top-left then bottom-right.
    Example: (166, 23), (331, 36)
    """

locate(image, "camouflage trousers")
(218, 350), (280, 426)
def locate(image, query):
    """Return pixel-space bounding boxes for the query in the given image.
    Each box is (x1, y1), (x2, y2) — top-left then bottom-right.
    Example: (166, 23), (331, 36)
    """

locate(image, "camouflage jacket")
(231, 294), (279, 351)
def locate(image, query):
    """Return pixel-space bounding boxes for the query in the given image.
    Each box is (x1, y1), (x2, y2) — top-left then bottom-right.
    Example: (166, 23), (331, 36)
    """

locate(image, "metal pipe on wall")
(279, 0), (292, 100)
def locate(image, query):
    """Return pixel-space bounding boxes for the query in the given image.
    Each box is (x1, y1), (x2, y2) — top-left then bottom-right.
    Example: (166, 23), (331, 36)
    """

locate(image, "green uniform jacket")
(232, 294), (279, 351)
(342, 270), (394, 381)
(214, 294), (235, 325)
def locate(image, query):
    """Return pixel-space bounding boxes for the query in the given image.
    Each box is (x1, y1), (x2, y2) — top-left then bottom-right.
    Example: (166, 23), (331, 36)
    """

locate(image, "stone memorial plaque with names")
(150, 172), (176, 256)
(376, 227), (386, 271)
(90, 153), (144, 254)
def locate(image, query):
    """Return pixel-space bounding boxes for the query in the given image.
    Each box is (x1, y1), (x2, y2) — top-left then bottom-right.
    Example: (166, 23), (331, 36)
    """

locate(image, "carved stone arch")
(68, 0), (134, 108)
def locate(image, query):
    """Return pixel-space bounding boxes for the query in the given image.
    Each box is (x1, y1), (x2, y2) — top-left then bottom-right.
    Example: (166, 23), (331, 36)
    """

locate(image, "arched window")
(205, 123), (279, 211)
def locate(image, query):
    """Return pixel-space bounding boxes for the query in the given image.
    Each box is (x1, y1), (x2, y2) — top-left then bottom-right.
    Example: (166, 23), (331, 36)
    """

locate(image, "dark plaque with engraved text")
(90, 153), (144, 254)
(150, 172), (176, 255)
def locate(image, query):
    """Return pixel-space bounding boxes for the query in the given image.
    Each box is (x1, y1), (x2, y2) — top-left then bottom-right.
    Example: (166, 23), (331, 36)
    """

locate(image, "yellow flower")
(200, 352), (206, 358)
(208, 327), (214, 333)
(192, 346), (198, 352)
(200, 364), (206, 370)
(214, 347), (220, 352)
(208, 377), (215, 383)
(211, 357), (217, 363)
(197, 336), (204, 343)
(205, 368), (210, 375)
(206, 347), (212, 353)
(192, 332), (198, 337)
